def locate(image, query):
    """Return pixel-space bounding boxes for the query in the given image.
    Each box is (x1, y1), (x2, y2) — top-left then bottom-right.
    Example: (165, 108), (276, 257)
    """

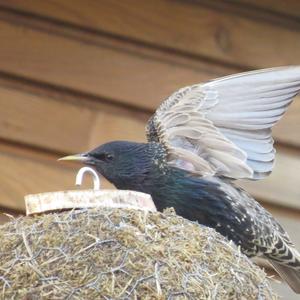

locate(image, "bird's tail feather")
(269, 261), (300, 294)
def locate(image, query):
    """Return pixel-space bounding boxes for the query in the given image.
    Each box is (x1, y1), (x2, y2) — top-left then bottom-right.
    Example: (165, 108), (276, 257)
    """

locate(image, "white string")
(75, 167), (101, 190)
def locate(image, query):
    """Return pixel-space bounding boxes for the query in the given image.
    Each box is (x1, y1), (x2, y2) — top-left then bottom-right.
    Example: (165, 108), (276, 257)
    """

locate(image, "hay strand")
(0, 207), (277, 299)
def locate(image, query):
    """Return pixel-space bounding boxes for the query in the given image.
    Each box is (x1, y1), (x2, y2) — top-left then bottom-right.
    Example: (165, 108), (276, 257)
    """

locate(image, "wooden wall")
(0, 1), (299, 297)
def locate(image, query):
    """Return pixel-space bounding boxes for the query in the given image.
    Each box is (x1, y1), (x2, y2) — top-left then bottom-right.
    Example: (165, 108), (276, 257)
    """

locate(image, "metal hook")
(75, 167), (100, 190)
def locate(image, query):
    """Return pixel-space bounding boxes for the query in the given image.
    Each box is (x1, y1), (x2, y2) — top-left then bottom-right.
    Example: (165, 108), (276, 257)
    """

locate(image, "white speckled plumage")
(146, 66), (300, 293)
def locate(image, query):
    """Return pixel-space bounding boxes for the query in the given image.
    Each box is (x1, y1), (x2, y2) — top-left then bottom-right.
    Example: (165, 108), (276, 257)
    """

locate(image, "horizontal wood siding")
(1, 0), (300, 68)
(0, 1), (299, 296)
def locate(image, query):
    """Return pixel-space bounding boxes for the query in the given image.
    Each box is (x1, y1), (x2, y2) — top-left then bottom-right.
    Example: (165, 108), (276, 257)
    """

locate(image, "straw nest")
(0, 207), (276, 299)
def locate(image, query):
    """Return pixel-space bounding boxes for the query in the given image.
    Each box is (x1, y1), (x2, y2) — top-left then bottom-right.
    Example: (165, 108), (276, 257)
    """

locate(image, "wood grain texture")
(0, 143), (114, 211)
(0, 19), (229, 111)
(0, 13), (298, 149)
(1, 0), (300, 68)
(0, 87), (94, 153)
(237, 0), (300, 18)
(0, 85), (147, 154)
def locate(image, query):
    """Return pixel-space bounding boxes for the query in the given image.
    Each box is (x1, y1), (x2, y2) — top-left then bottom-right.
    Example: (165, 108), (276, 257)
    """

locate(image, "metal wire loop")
(75, 167), (100, 190)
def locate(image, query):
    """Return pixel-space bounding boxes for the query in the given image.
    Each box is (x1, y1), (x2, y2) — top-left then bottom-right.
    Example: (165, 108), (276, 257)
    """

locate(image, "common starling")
(60, 66), (300, 293)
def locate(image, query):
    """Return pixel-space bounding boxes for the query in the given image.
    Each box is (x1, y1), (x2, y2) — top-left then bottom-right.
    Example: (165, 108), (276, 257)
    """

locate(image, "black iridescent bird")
(60, 66), (300, 293)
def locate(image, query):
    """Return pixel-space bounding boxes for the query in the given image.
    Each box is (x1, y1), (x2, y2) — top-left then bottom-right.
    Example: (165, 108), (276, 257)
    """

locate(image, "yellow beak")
(58, 154), (88, 162)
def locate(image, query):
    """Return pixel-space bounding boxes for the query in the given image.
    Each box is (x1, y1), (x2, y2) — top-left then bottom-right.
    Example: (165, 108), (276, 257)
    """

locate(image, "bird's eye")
(93, 152), (114, 162)
(105, 153), (114, 161)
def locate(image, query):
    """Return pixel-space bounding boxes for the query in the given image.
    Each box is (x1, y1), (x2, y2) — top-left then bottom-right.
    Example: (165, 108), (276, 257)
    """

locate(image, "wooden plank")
(0, 85), (147, 154)
(0, 143), (115, 211)
(0, 16), (299, 148)
(0, 10), (298, 148)
(237, 0), (300, 19)
(0, 0), (300, 68)
(0, 18), (231, 111)
(0, 87), (95, 153)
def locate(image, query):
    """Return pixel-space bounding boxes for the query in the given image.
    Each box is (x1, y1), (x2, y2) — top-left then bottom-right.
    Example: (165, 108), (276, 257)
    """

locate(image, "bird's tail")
(266, 243), (300, 294)
(268, 260), (300, 293)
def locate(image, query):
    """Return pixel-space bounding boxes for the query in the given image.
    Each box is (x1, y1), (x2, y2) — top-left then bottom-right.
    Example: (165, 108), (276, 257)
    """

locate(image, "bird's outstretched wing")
(146, 66), (300, 180)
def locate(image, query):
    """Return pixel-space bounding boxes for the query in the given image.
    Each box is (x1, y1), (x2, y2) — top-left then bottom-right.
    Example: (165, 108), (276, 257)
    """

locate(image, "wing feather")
(146, 66), (300, 179)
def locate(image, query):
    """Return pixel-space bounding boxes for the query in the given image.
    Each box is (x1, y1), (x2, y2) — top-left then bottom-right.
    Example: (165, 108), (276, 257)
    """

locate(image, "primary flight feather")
(60, 66), (300, 293)
(147, 66), (299, 179)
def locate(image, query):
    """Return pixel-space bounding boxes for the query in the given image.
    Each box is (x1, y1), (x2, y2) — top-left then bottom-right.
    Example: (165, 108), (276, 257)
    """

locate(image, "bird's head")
(59, 141), (153, 189)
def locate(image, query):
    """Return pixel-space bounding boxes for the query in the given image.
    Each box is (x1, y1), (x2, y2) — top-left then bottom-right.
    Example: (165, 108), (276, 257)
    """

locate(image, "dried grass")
(0, 207), (277, 299)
